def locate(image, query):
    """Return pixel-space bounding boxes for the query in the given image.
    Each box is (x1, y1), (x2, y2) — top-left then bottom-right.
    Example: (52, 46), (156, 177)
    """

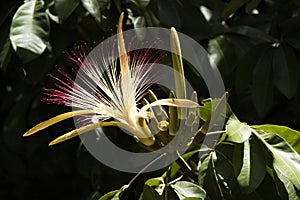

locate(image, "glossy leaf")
(236, 139), (250, 189)
(144, 177), (164, 195)
(276, 170), (300, 199)
(199, 93), (231, 122)
(235, 137), (266, 194)
(254, 130), (300, 190)
(235, 43), (270, 95)
(221, 0), (249, 20)
(266, 167), (288, 199)
(141, 185), (162, 200)
(171, 181), (206, 199)
(170, 149), (201, 178)
(10, 0), (50, 57)
(226, 116), (251, 143)
(253, 124), (300, 154)
(99, 190), (121, 200)
(252, 50), (274, 118)
(199, 152), (224, 200)
(81, 0), (101, 23)
(157, 0), (181, 28)
(54, 0), (80, 22)
(229, 26), (277, 42)
(272, 44), (299, 99)
(208, 35), (237, 77)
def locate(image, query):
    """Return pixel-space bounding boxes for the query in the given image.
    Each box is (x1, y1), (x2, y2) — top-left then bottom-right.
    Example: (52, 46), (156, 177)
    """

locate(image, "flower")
(23, 13), (199, 147)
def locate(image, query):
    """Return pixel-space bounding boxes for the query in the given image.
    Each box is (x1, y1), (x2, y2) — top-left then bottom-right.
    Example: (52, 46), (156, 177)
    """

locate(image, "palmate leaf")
(253, 129), (300, 198)
(10, 0), (50, 57)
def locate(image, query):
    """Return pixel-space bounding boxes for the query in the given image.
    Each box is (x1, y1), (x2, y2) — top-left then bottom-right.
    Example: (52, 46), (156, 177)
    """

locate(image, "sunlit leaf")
(276, 169), (299, 199)
(226, 116), (251, 143)
(236, 139), (251, 189)
(10, 0), (50, 58)
(81, 0), (101, 23)
(253, 124), (300, 154)
(253, 130), (300, 190)
(235, 137), (266, 194)
(171, 181), (206, 199)
(199, 93), (230, 123)
(99, 190), (121, 200)
(145, 177), (164, 195)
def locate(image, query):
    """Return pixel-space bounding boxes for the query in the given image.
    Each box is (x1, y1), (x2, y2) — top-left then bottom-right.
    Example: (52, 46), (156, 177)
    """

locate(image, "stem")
(120, 153), (167, 191)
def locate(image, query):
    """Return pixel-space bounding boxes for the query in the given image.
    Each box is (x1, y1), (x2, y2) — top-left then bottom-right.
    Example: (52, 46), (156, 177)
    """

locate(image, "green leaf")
(171, 181), (206, 199)
(145, 177), (165, 195)
(253, 124), (300, 154)
(272, 44), (299, 99)
(199, 152), (224, 200)
(237, 139), (251, 189)
(198, 153), (212, 186)
(158, 0), (181, 28)
(199, 94), (232, 122)
(141, 185), (162, 200)
(266, 167), (288, 199)
(276, 170), (300, 200)
(0, 36), (13, 71)
(10, 0), (50, 58)
(54, 0), (80, 22)
(252, 49), (274, 118)
(253, 130), (300, 190)
(99, 190), (121, 200)
(81, 0), (101, 23)
(235, 43), (270, 95)
(208, 35), (237, 77)
(170, 149), (201, 178)
(235, 137), (266, 194)
(226, 116), (251, 143)
(229, 26), (277, 42)
(221, 0), (249, 20)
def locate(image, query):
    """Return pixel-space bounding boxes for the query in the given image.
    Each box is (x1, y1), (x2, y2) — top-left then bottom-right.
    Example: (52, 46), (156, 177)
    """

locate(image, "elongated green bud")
(170, 27), (186, 119)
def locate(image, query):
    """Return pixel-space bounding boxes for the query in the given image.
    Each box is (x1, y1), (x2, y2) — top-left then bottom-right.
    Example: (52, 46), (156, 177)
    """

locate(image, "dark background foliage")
(0, 0), (299, 199)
